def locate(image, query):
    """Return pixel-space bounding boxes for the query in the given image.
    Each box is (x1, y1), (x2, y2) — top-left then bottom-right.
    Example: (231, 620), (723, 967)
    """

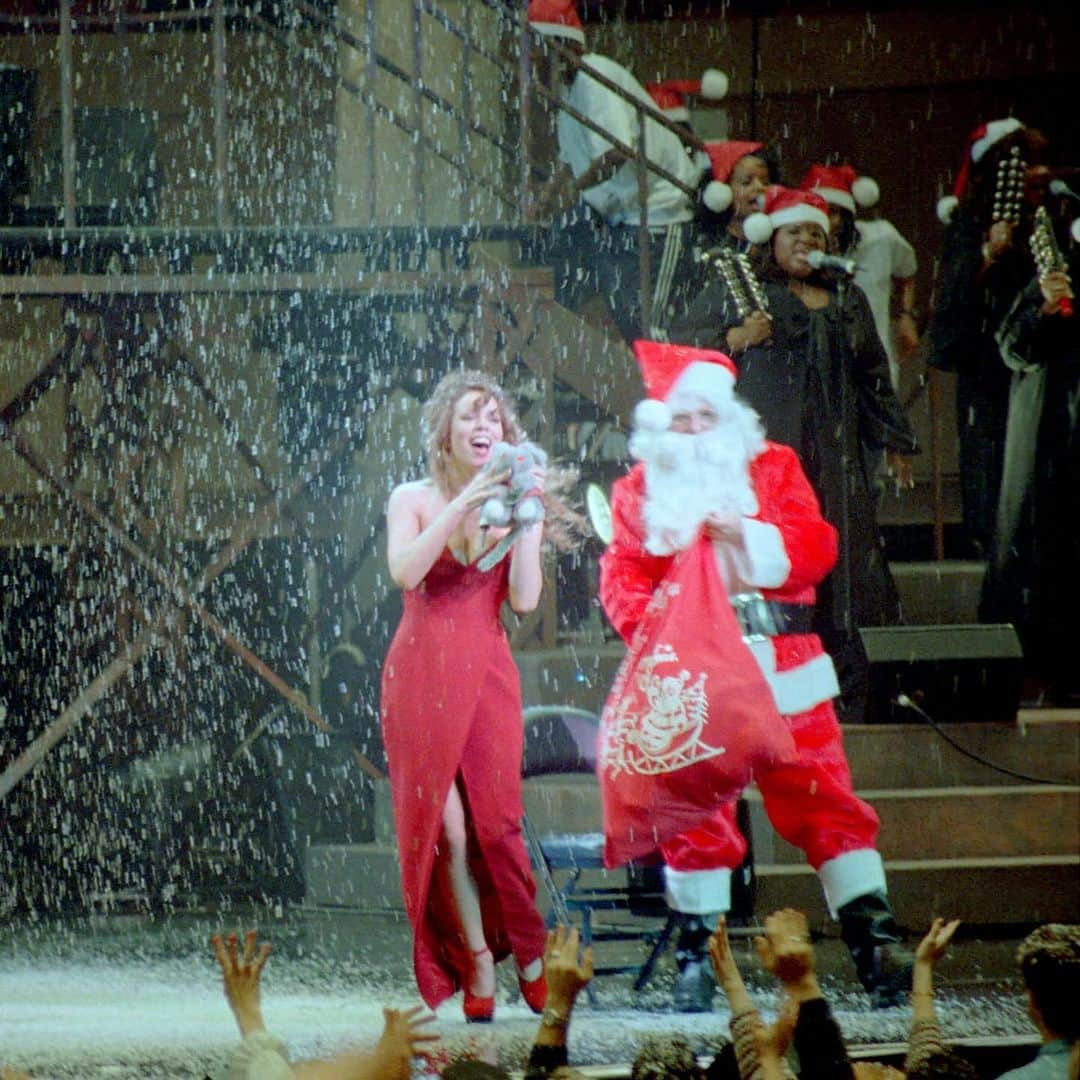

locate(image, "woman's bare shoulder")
(388, 478), (440, 511)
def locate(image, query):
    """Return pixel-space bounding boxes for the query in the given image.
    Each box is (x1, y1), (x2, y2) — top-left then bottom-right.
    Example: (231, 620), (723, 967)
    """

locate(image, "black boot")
(672, 914), (716, 1013)
(838, 891), (913, 1008)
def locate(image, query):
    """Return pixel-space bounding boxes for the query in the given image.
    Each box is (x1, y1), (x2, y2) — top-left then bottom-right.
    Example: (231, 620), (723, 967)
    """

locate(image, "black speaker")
(860, 624), (1024, 724)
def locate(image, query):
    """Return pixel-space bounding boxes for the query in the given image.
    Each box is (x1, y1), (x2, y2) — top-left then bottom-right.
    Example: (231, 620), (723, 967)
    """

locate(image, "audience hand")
(754, 994), (798, 1075)
(211, 930), (272, 1038)
(754, 909), (817, 994)
(545, 924), (595, 1016)
(915, 918), (960, 971)
(371, 1006), (439, 1080)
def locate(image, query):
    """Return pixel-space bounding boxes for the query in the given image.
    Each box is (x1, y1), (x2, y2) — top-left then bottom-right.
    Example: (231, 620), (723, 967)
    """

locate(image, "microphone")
(1050, 179), (1080, 203)
(807, 250), (856, 276)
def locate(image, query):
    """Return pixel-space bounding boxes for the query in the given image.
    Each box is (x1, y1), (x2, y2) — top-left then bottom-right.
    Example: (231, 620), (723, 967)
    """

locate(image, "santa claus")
(599, 340), (912, 1011)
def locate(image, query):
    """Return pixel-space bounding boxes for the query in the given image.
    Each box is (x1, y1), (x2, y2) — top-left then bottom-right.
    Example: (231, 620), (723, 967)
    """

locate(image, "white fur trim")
(701, 68), (729, 100)
(739, 519), (790, 588)
(668, 360), (735, 405)
(936, 194), (959, 224)
(1071, 218), (1080, 244)
(704, 180), (733, 214)
(769, 204), (831, 234)
(818, 849), (887, 918)
(634, 398), (672, 432)
(815, 186), (856, 213)
(664, 105), (691, 122)
(743, 211), (773, 245)
(664, 866), (732, 914)
(971, 118), (1022, 163)
(851, 175), (880, 208)
(745, 640), (840, 716)
(530, 20), (585, 45)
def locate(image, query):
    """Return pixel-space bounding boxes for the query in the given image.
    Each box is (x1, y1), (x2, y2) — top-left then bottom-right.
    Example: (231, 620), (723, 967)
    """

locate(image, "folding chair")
(520, 704), (678, 996)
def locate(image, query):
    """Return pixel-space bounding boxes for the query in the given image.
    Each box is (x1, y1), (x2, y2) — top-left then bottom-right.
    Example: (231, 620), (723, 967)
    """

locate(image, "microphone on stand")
(807, 250), (857, 276)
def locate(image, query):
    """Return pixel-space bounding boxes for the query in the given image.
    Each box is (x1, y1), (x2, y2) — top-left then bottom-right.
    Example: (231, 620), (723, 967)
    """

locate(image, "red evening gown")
(380, 548), (548, 1008)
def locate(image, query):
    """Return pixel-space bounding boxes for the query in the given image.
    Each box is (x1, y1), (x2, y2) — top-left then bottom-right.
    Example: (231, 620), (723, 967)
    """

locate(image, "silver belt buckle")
(731, 592), (776, 642)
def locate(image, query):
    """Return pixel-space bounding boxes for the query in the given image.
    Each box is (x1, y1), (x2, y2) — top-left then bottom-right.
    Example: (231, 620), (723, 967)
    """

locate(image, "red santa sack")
(599, 534), (797, 867)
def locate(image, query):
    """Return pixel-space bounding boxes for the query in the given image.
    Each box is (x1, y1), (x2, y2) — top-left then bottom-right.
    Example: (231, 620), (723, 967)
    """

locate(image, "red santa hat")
(645, 71), (729, 123)
(743, 185), (831, 245)
(701, 139), (764, 214)
(527, 0), (585, 46)
(937, 117), (1025, 223)
(631, 339), (737, 432)
(800, 163), (879, 214)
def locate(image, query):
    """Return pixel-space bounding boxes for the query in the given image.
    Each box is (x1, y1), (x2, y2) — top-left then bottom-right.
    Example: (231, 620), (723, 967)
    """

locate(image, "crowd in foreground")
(4, 914), (1075, 1080)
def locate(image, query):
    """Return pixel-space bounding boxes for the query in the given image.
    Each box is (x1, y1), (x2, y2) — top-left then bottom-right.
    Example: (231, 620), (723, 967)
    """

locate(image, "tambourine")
(702, 247), (770, 320)
(1031, 205), (1074, 317)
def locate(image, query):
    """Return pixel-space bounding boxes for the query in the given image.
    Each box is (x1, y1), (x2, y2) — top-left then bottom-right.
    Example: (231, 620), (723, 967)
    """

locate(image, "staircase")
(305, 709), (1079, 928)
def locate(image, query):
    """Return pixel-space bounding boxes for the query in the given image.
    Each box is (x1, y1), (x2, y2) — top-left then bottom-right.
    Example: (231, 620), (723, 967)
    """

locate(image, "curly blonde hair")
(420, 369), (589, 552)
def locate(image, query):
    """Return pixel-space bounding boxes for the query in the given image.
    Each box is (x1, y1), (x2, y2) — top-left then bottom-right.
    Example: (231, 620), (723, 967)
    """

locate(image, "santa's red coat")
(600, 441), (881, 876)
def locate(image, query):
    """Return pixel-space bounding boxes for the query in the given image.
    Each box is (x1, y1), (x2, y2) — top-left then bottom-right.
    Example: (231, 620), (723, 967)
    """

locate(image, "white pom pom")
(703, 180), (732, 214)
(634, 398), (672, 432)
(852, 176), (880, 208)
(1071, 217), (1080, 245)
(700, 68), (729, 101)
(937, 195), (959, 224)
(743, 212), (774, 245)
(479, 495), (511, 528)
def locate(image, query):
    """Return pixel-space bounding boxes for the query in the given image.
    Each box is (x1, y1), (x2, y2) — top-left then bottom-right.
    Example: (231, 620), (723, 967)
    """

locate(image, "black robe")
(928, 211), (1034, 555)
(980, 270), (1080, 700)
(671, 276), (917, 634)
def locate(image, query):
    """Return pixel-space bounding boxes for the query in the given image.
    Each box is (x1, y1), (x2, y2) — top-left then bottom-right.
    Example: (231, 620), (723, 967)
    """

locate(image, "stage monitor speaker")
(860, 624), (1023, 724)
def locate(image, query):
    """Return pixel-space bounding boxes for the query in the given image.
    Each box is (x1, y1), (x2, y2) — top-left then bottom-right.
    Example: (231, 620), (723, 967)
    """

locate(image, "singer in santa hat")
(672, 186), (917, 729)
(599, 340), (913, 1011)
(928, 119), (1048, 558)
(696, 139), (780, 253)
(800, 163), (919, 393)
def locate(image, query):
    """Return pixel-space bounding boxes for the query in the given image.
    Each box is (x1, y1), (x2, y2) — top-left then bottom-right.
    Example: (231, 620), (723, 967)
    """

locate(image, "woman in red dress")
(381, 369), (573, 1023)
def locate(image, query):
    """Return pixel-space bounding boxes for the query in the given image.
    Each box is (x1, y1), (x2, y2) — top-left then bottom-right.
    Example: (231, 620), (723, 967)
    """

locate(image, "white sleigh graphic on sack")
(601, 643), (726, 777)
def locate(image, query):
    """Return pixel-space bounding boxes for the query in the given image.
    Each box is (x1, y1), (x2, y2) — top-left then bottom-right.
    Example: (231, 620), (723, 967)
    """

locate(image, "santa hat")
(701, 139), (765, 214)
(645, 71), (729, 123)
(743, 185), (831, 245)
(527, 0), (585, 46)
(937, 117), (1025, 223)
(631, 340), (737, 432)
(800, 163), (879, 214)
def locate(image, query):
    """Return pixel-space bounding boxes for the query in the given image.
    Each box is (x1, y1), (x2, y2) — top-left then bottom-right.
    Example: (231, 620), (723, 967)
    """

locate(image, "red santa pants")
(660, 700), (882, 911)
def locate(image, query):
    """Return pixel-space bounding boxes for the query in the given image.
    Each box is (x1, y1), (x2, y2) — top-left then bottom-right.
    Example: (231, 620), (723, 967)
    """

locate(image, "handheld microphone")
(806, 250), (856, 276)
(1050, 179), (1080, 203)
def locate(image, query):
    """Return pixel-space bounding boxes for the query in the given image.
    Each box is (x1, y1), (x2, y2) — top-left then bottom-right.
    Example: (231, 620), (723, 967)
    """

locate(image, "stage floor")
(0, 904), (1041, 1079)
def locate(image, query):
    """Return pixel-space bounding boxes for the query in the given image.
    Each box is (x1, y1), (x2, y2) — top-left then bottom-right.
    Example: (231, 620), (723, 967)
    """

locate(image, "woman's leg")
(442, 779), (495, 995)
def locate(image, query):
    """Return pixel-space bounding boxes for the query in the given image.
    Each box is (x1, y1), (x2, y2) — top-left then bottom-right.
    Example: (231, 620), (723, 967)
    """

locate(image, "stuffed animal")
(478, 441), (548, 529)
(476, 440), (547, 570)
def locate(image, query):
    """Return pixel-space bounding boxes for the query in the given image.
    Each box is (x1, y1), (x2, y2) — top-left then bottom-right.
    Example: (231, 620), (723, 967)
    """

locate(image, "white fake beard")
(634, 421), (761, 556)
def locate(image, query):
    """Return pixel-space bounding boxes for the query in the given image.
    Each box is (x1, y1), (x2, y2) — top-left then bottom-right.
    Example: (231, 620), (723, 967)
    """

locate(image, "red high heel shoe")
(518, 962), (547, 1014)
(463, 946), (495, 1023)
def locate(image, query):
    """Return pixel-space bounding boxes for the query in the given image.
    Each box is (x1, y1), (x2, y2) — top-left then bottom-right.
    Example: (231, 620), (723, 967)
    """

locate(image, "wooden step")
(755, 855), (1080, 929)
(746, 784), (1080, 864)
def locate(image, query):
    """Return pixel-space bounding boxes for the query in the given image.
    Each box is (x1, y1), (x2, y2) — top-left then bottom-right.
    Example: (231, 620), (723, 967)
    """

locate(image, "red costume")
(598, 342), (887, 921)
(381, 550), (547, 1008)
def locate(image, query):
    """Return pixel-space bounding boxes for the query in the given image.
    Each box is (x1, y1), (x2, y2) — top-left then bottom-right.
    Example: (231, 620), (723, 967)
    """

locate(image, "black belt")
(731, 594), (815, 638)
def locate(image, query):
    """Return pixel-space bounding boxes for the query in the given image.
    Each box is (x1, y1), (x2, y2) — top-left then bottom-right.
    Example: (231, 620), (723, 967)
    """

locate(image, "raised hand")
(371, 1005), (440, 1080)
(211, 930), (272, 1037)
(754, 908), (815, 987)
(914, 918), (961, 970)
(545, 924), (595, 1015)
